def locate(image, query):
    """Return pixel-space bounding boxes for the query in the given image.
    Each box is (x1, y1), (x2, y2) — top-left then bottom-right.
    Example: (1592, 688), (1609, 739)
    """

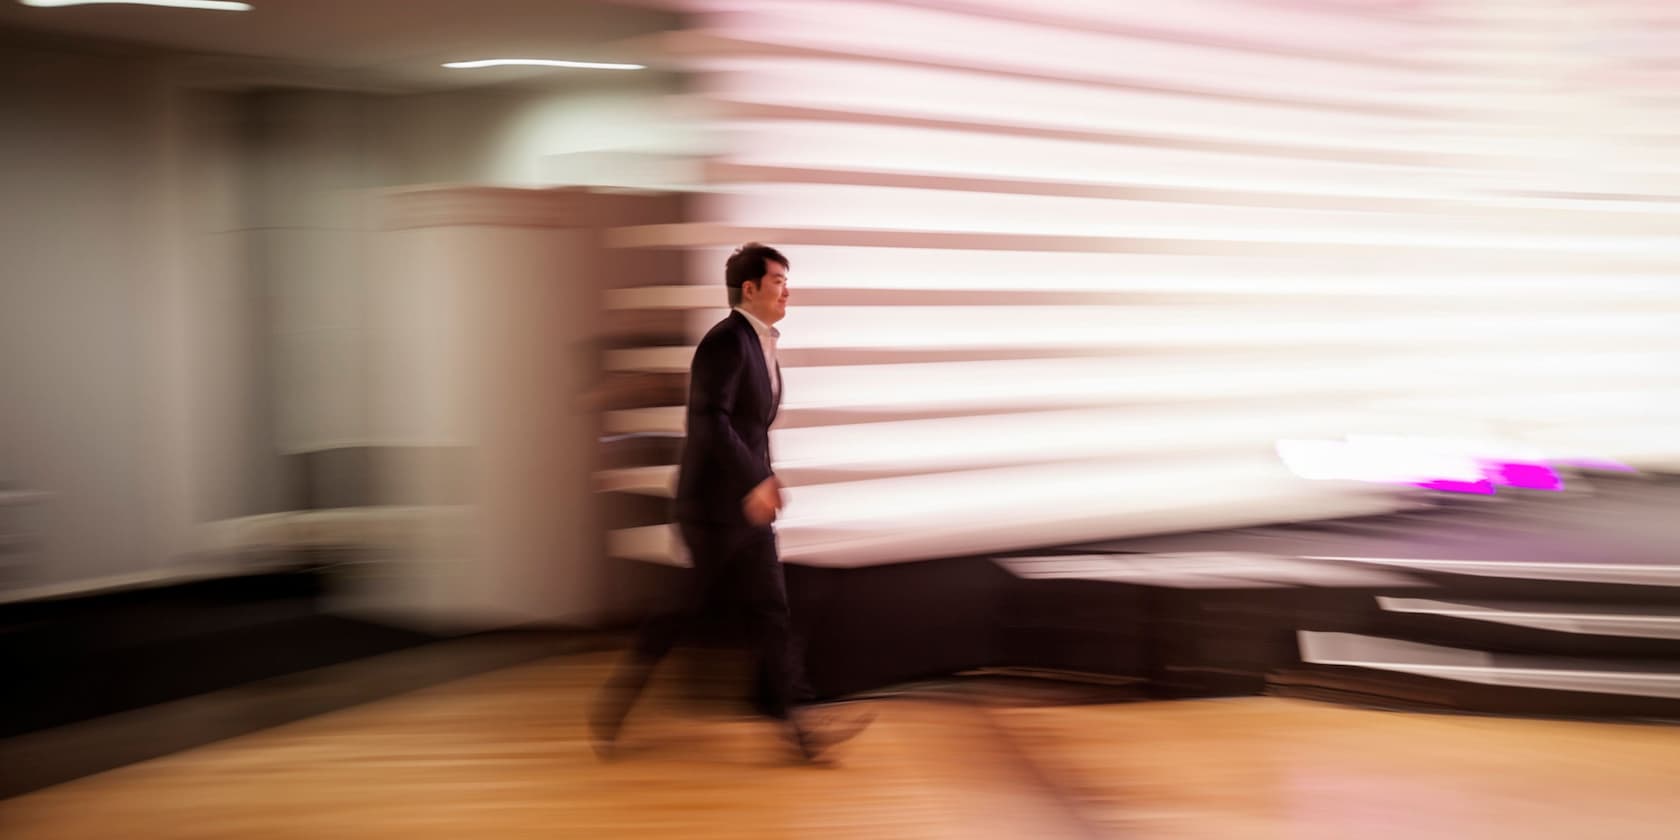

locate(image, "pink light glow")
(1481, 460), (1565, 492)
(1279, 436), (1584, 495)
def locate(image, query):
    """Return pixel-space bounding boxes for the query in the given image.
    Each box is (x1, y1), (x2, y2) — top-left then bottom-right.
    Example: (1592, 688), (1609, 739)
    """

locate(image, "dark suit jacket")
(674, 310), (782, 526)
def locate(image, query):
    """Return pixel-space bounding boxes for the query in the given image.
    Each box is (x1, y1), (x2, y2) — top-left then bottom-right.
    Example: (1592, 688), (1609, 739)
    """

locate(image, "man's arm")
(687, 330), (774, 494)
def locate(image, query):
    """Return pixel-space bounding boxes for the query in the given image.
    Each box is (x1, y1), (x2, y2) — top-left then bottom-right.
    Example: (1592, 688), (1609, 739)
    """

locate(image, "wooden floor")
(4, 651), (1679, 839)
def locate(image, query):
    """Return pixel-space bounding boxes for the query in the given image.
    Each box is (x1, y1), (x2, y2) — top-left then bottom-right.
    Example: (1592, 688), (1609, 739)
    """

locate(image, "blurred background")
(5, 0), (1680, 828)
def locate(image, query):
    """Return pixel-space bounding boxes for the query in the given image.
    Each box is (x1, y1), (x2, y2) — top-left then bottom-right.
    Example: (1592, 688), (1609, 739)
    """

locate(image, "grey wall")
(1, 41), (181, 586)
(1, 34), (689, 592)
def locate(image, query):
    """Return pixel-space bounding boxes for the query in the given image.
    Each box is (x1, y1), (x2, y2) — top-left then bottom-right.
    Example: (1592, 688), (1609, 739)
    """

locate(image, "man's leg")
(732, 528), (873, 760)
(590, 523), (720, 755)
(732, 526), (799, 721)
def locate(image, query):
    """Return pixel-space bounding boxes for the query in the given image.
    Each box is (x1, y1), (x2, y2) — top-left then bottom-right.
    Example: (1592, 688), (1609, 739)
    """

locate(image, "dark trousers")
(595, 522), (805, 736)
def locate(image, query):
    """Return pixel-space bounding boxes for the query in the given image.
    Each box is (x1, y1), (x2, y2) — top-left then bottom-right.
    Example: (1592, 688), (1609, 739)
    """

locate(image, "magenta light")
(1414, 478), (1498, 495)
(1482, 461), (1565, 491)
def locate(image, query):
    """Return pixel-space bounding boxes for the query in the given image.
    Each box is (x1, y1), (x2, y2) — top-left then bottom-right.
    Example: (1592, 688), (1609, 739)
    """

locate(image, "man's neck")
(735, 305), (777, 330)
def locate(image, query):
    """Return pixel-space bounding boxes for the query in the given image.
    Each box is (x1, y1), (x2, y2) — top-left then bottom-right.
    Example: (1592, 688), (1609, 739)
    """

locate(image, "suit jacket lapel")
(734, 310), (776, 424)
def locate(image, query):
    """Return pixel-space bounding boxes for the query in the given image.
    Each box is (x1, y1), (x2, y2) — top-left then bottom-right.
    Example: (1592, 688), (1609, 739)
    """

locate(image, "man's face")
(745, 261), (789, 324)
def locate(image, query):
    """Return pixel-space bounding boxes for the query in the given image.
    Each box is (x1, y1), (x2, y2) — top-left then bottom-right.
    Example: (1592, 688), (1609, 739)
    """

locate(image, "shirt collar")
(733, 306), (780, 339)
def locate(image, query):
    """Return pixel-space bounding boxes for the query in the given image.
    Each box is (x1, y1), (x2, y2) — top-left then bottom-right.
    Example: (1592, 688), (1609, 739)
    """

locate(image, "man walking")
(591, 243), (871, 762)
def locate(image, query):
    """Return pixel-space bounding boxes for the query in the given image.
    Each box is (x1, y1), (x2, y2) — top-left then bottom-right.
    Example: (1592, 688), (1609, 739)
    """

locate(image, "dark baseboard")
(0, 628), (620, 799)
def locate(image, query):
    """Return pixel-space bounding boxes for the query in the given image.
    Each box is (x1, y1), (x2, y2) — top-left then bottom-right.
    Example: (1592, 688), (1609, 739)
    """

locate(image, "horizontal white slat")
(703, 160), (1680, 219)
(1378, 597), (1680, 640)
(605, 347), (691, 374)
(595, 465), (676, 496)
(604, 285), (720, 310)
(608, 524), (688, 567)
(700, 184), (1680, 247)
(677, 245), (1680, 290)
(1307, 556), (1680, 587)
(694, 51), (1443, 135)
(603, 406), (685, 435)
(772, 306), (1680, 352)
(717, 119), (1498, 199)
(610, 223), (1680, 269)
(608, 281), (1680, 310)
(1299, 631), (1680, 699)
(1001, 553), (1423, 588)
(678, 0), (1446, 71)
(605, 326), (1680, 377)
(701, 182), (1680, 240)
(769, 407), (1394, 476)
(779, 351), (1680, 413)
(703, 96), (1469, 169)
(610, 456), (1403, 567)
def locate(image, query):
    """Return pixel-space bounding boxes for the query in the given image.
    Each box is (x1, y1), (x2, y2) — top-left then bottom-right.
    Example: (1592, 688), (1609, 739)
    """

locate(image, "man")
(591, 242), (871, 762)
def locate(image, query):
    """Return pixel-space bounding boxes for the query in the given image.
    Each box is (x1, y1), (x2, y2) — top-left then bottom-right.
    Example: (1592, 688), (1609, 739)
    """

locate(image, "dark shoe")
(588, 711), (619, 761)
(590, 659), (658, 761)
(589, 691), (630, 761)
(789, 706), (876, 762)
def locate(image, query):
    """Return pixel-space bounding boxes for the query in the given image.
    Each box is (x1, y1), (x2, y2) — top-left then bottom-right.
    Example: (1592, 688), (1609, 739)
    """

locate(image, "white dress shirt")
(733, 306), (780, 400)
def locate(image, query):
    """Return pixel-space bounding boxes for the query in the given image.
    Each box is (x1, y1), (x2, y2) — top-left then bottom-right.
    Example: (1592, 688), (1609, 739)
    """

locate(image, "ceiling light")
(442, 59), (645, 71)
(20, 0), (252, 9)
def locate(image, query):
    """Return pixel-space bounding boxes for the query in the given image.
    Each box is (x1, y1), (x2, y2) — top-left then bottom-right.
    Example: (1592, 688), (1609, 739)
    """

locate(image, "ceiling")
(0, 0), (680, 91)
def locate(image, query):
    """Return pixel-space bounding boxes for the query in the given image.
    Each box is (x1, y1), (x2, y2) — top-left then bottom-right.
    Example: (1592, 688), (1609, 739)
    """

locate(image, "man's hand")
(743, 476), (785, 526)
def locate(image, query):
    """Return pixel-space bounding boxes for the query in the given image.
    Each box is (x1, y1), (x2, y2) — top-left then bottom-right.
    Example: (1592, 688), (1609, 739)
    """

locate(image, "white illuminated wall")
(604, 0), (1680, 567)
